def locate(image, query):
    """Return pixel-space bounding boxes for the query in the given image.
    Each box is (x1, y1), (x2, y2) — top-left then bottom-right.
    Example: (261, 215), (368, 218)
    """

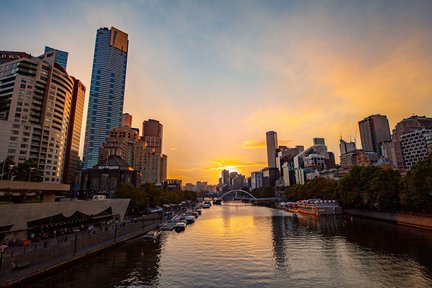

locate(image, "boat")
(142, 230), (161, 240)
(192, 211), (199, 218)
(213, 199), (222, 205)
(202, 203), (211, 209)
(295, 199), (343, 216)
(174, 222), (186, 232)
(195, 208), (202, 215)
(185, 215), (195, 224)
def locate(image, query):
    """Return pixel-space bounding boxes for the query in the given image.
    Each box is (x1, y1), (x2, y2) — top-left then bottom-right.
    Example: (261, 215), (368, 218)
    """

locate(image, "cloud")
(239, 139), (292, 149)
(239, 139), (266, 149)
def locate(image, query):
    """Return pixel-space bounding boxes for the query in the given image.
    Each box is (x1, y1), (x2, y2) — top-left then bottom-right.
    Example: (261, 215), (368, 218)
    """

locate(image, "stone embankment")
(344, 209), (432, 230)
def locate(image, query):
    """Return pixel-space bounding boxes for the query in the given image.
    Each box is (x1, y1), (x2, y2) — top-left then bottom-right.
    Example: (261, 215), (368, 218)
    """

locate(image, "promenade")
(0, 214), (162, 287)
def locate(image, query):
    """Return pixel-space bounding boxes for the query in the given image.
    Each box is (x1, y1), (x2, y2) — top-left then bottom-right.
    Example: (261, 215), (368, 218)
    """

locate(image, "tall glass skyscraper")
(83, 27), (129, 169)
(44, 46), (68, 70)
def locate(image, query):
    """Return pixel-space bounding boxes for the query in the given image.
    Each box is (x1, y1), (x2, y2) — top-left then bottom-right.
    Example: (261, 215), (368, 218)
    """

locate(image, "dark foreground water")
(26, 204), (432, 288)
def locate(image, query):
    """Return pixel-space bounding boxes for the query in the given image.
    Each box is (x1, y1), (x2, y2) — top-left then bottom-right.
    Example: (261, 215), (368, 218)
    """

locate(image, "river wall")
(344, 209), (432, 230)
(0, 214), (162, 287)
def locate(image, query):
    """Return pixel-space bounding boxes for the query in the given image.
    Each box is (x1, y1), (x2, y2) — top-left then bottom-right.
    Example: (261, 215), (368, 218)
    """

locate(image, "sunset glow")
(2, 1), (432, 184)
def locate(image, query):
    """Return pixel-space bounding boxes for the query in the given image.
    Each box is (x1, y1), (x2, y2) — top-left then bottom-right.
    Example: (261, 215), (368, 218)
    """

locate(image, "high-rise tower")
(0, 51), (84, 183)
(266, 131), (278, 168)
(358, 114), (391, 156)
(83, 27), (129, 169)
(142, 119), (163, 153)
(44, 46), (68, 70)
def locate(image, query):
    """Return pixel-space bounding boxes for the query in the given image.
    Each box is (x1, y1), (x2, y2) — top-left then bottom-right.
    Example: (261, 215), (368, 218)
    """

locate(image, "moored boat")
(174, 222), (186, 232)
(185, 215), (195, 224)
(142, 230), (162, 240)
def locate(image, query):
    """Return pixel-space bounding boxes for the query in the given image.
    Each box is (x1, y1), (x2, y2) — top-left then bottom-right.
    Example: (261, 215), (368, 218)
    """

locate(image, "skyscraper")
(122, 113), (132, 127)
(0, 51), (84, 183)
(44, 46), (68, 70)
(142, 119), (163, 153)
(266, 131), (278, 168)
(83, 27), (129, 169)
(63, 78), (86, 184)
(358, 114), (391, 156)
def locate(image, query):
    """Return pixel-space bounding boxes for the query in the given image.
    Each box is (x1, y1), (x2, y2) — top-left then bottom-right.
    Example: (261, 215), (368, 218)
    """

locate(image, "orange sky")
(2, 1), (432, 184)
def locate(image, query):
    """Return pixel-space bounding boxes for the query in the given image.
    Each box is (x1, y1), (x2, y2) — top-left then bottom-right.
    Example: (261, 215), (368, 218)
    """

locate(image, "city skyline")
(2, 1), (432, 183)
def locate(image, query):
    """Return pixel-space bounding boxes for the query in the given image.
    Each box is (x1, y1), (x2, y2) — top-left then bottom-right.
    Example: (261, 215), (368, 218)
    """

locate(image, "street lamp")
(28, 167), (35, 181)
(0, 160), (5, 180)
(8, 165), (14, 181)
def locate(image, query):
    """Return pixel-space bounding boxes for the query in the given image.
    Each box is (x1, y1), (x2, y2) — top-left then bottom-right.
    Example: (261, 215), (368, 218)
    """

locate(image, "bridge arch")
(220, 189), (257, 200)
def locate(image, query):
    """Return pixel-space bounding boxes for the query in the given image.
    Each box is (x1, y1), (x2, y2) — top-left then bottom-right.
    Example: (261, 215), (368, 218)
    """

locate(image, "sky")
(2, 0), (432, 184)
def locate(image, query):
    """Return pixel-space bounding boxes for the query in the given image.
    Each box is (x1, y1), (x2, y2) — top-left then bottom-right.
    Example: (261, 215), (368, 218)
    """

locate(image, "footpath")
(0, 217), (161, 287)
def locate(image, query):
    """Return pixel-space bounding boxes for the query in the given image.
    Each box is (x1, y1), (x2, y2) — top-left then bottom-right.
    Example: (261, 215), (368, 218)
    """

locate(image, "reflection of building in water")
(298, 216), (341, 235)
(271, 216), (288, 270)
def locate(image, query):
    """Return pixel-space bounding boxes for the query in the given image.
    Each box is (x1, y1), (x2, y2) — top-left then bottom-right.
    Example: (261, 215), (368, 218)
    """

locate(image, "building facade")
(266, 131), (278, 168)
(358, 114), (391, 156)
(44, 46), (68, 70)
(83, 27), (129, 169)
(63, 78), (85, 184)
(390, 115), (432, 170)
(400, 129), (432, 170)
(0, 51), (84, 183)
(122, 113), (132, 128)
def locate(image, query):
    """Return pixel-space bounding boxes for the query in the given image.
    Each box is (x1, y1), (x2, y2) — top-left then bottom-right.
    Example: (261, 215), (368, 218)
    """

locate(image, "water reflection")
(25, 204), (432, 288)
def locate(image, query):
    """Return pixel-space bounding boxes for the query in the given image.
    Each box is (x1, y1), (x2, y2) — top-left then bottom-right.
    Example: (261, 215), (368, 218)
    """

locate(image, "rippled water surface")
(28, 204), (432, 288)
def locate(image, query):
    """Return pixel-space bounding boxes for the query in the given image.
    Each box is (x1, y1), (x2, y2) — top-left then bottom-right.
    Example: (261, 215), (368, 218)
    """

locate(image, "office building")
(400, 129), (432, 170)
(221, 169), (230, 185)
(293, 139), (334, 185)
(266, 131), (278, 168)
(83, 26), (129, 169)
(142, 119), (163, 153)
(122, 113), (132, 127)
(313, 138), (325, 146)
(63, 79), (86, 184)
(44, 46), (68, 70)
(390, 115), (432, 170)
(0, 51), (84, 183)
(358, 114), (391, 156)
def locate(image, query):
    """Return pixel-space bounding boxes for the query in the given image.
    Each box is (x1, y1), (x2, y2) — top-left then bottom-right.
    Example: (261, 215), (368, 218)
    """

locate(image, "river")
(26, 203), (432, 288)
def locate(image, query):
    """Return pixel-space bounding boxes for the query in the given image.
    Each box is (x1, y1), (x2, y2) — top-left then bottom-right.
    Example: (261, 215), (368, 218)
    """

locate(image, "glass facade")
(83, 27), (128, 169)
(44, 46), (68, 70)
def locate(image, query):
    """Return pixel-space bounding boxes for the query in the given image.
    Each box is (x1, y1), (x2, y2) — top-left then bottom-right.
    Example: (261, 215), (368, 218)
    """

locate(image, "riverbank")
(344, 209), (432, 230)
(0, 215), (162, 287)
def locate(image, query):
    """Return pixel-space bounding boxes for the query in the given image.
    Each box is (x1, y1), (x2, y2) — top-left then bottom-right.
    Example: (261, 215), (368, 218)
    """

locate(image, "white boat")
(185, 215), (195, 224)
(175, 222), (186, 232)
(202, 203), (211, 209)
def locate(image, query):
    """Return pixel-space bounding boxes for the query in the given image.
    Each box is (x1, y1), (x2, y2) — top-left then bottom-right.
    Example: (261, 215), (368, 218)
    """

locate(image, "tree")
(15, 159), (42, 182)
(116, 183), (147, 215)
(1, 156), (16, 180)
(401, 155), (432, 214)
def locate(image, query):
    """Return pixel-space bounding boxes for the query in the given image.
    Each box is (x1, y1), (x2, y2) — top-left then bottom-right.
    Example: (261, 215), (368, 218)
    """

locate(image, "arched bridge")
(220, 190), (277, 201)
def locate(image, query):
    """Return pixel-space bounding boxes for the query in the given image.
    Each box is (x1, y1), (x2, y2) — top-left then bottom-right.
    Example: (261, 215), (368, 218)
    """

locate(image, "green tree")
(15, 159), (42, 182)
(116, 183), (148, 215)
(401, 155), (432, 213)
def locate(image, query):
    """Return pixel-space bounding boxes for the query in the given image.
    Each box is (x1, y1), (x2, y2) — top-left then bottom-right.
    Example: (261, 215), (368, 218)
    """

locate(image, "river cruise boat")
(287, 199), (342, 216)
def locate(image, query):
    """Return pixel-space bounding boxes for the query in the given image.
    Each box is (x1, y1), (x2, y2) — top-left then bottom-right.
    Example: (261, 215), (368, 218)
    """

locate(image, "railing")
(0, 213), (163, 280)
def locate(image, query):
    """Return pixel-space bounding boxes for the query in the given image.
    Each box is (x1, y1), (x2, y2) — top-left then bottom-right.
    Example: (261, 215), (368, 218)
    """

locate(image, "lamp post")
(8, 165), (14, 181)
(0, 160), (5, 180)
(28, 167), (35, 181)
